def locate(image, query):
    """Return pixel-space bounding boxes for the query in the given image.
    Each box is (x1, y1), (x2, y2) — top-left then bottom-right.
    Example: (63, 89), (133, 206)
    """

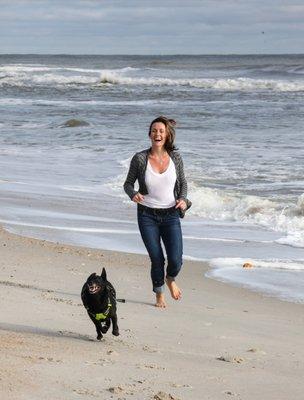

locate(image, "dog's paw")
(97, 334), (103, 341)
(101, 326), (109, 334)
(112, 329), (119, 336)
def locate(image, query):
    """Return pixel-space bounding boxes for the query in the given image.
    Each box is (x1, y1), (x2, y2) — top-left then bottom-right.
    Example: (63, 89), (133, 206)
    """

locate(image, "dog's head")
(85, 268), (107, 295)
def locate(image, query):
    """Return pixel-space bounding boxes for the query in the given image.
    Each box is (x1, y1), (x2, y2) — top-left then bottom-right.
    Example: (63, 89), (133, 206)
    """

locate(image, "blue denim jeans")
(137, 205), (183, 294)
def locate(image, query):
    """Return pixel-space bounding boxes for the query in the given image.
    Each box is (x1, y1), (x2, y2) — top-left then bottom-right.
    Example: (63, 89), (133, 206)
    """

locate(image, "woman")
(123, 116), (191, 308)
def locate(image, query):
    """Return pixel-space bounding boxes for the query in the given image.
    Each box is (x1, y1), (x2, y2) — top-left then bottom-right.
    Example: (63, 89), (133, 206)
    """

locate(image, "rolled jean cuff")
(153, 284), (165, 294)
(166, 275), (176, 282)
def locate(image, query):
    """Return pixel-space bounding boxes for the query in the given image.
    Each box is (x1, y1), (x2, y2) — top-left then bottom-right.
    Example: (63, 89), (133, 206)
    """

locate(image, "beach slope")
(0, 226), (303, 400)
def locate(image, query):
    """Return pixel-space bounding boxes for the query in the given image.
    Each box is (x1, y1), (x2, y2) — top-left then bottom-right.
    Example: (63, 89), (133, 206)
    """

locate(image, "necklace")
(150, 152), (167, 165)
(158, 156), (165, 165)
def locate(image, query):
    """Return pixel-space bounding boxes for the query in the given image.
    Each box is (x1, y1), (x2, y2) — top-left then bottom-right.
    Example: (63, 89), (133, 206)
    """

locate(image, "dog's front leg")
(92, 320), (103, 340)
(111, 314), (119, 336)
(89, 314), (103, 340)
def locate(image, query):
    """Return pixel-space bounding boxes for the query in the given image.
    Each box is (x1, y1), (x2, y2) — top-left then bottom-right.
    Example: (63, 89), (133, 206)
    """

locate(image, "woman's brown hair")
(148, 116), (177, 153)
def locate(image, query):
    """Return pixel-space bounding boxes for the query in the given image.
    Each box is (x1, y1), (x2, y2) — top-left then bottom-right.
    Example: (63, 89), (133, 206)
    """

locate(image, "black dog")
(81, 268), (119, 340)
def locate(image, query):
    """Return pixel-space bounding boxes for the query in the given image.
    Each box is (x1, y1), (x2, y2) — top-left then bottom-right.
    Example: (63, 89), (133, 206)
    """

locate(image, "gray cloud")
(0, 0), (303, 53)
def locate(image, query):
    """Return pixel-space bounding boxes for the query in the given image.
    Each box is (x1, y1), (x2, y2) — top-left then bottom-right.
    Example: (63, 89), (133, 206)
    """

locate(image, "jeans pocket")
(169, 209), (180, 218)
(137, 206), (147, 217)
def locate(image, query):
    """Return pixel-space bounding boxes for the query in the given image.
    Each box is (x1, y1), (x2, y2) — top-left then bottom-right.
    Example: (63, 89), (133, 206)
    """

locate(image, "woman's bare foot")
(166, 279), (182, 300)
(155, 293), (166, 308)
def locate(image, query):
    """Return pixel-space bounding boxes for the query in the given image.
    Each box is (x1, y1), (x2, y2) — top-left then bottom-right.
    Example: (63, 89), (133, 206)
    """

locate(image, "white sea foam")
(0, 64), (138, 75)
(210, 257), (304, 271)
(0, 219), (137, 234)
(0, 65), (60, 73)
(183, 254), (207, 262)
(60, 184), (104, 193)
(0, 97), (175, 107)
(1, 65), (304, 91)
(208, 257), (304, 303)
(0, 64), (139, 88)
(96, 73), (304, 91)
(105, 162), (304, 248)
(0, 73), (97, 86)
(188, 184), (304, 247)
(184, 235), (245, 243)
(275, 232), (304, 248)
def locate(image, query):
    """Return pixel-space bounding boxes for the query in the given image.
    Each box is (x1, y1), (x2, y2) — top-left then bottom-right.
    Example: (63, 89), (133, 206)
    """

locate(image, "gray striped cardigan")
(123, 148), (192, 217)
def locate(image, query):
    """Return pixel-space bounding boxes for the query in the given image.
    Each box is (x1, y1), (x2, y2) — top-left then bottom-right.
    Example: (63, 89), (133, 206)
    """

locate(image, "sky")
(1, 0), (304, 54)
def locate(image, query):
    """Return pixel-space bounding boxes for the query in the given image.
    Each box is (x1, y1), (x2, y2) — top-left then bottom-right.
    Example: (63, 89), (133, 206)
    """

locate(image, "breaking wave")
(96, 72), (304, 91)
(188, 185), (304, 247)
(0, 63), (303, 91)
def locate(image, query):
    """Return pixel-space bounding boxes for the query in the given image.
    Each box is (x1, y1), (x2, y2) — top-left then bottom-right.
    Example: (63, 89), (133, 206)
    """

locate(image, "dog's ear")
(101, 267), (107, 281)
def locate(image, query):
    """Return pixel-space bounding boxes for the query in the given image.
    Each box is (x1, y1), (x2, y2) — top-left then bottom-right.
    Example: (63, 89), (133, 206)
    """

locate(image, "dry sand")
(0, 226), (303, 400)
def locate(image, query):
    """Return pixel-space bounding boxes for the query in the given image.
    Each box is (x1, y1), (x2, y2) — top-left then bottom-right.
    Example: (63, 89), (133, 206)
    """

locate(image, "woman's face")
(149, 122), (168, 149)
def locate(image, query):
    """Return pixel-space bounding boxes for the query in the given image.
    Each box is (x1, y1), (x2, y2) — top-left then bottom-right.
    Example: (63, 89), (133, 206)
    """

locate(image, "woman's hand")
(175, 199), (187, 211)
(132, 193), (145, 203)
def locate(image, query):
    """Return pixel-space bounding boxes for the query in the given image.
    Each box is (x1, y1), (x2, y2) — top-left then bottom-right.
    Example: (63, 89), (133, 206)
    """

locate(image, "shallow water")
(0, 54), (304, 302)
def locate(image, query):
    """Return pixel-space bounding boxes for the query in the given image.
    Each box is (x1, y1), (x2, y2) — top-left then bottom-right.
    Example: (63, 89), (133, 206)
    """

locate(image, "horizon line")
(1, 52), (304, 57)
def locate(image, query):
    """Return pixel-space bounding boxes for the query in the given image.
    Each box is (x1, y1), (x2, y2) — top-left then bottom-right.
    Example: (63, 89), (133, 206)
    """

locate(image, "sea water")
(0, 54), (303, 302)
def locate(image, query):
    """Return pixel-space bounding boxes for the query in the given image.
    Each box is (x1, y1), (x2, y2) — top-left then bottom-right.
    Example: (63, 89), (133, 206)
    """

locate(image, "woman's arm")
(123, 154), (139, 200)
(175, 153), (192, 215)
(177, 153), (188, 201)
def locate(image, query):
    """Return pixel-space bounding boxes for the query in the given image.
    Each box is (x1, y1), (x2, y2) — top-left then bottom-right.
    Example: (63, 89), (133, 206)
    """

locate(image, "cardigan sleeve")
(176, 153), (188, 200)
(123, 154), (139, 200)
(175, 152), (192, 217)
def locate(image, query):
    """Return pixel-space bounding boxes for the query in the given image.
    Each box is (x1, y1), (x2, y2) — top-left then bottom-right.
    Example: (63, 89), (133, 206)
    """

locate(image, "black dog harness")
(88, 299), (112, 321)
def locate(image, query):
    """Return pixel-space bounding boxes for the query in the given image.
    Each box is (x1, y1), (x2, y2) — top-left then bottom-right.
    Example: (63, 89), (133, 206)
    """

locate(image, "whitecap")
(188, 184), (304, 246)
(2, 66), (304, 92)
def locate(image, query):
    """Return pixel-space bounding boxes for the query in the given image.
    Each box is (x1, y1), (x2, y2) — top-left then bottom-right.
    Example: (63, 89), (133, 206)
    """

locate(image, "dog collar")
(90, 303), (112, 321)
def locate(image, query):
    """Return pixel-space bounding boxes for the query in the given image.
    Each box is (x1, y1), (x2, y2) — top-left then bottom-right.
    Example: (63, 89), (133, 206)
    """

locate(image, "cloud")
(0, 0), (303, 53)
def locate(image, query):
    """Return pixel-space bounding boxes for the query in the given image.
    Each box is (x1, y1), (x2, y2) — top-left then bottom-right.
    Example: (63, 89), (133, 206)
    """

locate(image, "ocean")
(0, 54), (303, 302)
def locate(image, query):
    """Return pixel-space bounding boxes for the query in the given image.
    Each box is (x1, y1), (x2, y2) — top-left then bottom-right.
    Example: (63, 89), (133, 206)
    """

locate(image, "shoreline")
(1, 225), (304, 399)
(4, 222), (304, 306)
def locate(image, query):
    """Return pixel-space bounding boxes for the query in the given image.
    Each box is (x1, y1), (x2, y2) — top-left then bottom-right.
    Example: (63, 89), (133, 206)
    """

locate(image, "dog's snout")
(87, 282), (101, 294)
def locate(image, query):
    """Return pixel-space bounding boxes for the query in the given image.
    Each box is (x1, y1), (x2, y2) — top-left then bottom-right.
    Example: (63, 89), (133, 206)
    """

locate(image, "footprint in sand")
(108, 384), (139, 396)
(107, 349), (119, 356)
(247, 348), (266, 355)
(137, 363), (166, 370)
(108, 386), (124, 394)
(216, 355), (244, 364)
(85, 358), (114, 366)
(73, 388), (99, 397)
(154, 391), (181, 400)
(170, 383), (192, 389)
(142, 345), (159, 353)
(41, 292), (80, 306)
(223, 390), (237, 396)
(21, 355), (62, 363)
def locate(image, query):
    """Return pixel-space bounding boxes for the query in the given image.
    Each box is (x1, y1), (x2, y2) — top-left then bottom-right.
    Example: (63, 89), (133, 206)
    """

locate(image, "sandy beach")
(0, 225), (303, 400)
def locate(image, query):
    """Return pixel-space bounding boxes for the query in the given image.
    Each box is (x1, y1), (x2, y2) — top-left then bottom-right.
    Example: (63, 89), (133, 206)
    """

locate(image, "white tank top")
(141, 158), (177, 209)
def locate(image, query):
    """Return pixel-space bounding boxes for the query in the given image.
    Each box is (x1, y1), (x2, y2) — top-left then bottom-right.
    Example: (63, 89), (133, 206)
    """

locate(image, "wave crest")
(188, 184), (304, 247)
(96, 74), (304, 92)
(1, 63), (303, 92)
